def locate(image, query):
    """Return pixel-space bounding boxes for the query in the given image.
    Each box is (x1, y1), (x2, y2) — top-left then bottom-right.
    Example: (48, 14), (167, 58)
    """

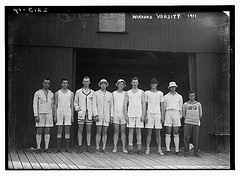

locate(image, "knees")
(86, 124), (92, 134)
(36, 128), (43, 135)
(102, 127), (108, 135)
(78, 124), (84, 133)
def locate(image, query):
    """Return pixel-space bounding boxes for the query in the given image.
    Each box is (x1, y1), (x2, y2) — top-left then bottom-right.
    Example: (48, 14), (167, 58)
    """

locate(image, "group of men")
(33, 76), (202, 157)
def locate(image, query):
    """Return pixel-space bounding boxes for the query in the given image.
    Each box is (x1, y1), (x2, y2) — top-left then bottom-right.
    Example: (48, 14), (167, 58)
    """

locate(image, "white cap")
(168, 81), (178, 88)
(98, 79), (109, 87)
(115, 79), (126, 87)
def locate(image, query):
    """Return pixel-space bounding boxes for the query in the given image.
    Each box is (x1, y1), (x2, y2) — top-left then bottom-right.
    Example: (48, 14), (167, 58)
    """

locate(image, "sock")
(36, 135), (41, 149)
(165, 134), (171, 151)
(56, 138), (61, 149)
(174, 134), (180, 152)
(44, 134), (50, 149)
(137, 143), (141, 151)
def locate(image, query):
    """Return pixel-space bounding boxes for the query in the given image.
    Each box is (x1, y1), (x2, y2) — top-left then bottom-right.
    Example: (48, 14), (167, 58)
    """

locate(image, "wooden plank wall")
(9, 12), (223, 53)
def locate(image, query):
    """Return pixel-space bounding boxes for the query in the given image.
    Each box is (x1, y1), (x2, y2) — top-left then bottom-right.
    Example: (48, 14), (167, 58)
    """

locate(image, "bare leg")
(78, 124), (84, 146)
(102, 126), (108, 150)
(173, 127), (180, 153)
(113, 124), (119, 152)
(96, 125), (102, 150)
(120, 124), (127, 153)
(165, 126), (172, 152)
(145, 128), (152, 154)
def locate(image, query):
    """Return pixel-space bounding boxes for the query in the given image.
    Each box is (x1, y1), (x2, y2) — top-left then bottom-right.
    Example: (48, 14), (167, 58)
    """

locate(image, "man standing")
(54, 79), (74, 153)
(124, 77), (145, 155)
(74, 76), (96, 154)
(94, 79), (113, 154)
(112, 79), (128, 153)
(145, 78), (164, 155)
(163, 81), (183, 156)
(33, 78), (54, 154)
(183, 90), (202, 157)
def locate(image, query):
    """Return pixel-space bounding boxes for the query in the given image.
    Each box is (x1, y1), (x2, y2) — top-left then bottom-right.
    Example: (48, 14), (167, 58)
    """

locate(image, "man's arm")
(73, 91), (80, 111)
(182, 103), (187, 118)
(54, 91), (59, 122)
(70, 92), (74, 122)
(123, 92), (129, 122)
(199, 102), (202, 118)
(141, 91), (146, 121)
(33, 92), (39, 117)
(179, 95), (183, 117)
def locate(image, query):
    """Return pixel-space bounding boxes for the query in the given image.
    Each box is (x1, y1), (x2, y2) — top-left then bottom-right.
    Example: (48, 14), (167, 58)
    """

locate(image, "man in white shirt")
(54, 79), (74, 153)
(74, 76), (97, 154)
(183, 90), (202, 157)
(144, 78), (164, 155)
(124, 77), (145, 155)
(33, 78), (54, 154)
(163, 81), (183, 156)
(112, 79), (128, 153)
(94, 79), (113, 154)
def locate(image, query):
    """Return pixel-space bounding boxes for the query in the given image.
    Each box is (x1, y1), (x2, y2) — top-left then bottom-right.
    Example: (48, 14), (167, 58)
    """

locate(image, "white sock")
(165, 134), (171, 151)
(44, 134), (50, 149)
(174, 134), (179, 152)
(36, 135), (41, 149)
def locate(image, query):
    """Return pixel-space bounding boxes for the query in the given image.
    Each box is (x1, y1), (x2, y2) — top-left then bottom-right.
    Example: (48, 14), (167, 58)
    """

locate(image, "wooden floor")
(8, 148), (230, 170)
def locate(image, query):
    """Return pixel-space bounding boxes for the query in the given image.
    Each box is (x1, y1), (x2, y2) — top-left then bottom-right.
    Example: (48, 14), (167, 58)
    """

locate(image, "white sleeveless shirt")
(127, 89), (143, 117)
(113, 91), (125, 111)
(58, 89), (72, 109)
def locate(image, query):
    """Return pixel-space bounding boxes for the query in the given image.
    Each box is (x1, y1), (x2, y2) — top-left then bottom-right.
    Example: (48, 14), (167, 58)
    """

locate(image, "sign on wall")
(99, 13), (126, 32)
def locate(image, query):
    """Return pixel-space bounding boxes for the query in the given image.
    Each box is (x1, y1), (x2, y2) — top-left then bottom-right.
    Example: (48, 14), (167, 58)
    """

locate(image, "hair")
(83, 76), (90, 81)
(131, 77), (138, 81)
(43, 78), (50, 82)
(188, 90), (196, 95)
(61, 78), (68, 83)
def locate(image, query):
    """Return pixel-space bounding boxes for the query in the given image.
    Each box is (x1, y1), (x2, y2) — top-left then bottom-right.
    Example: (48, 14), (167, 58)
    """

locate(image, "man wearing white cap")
(124, 77), (145, 155)
(74, 76), (97, 154)
(94, 79), (113, 154)
(163, 81), (183, 156)
(112, 79), (128, 153)
(144, 78), (164, 155)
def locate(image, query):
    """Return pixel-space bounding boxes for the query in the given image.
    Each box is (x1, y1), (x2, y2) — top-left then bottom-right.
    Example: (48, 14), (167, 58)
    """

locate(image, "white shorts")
(36, 113), (53, 127)
(145, 113), (162, 129)
(164, 110), (181, 127)
(96, 118), (109, 127)
(127, 117), (144, 128)
(56, 108), (72, 126)
(113, 110), (126, 125)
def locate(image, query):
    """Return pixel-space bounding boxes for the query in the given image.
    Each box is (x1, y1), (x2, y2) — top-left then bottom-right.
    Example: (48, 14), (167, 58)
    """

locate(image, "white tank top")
(113, 91), (125, 111)
(58, 89), (72, 109)
(127, 89), (143, 117)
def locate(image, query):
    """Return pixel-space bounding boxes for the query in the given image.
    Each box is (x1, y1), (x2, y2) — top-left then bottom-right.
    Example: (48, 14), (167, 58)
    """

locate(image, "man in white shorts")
(112, 79), (128, 153)
(163, 81), (183, 156)
(124, 77), (145, 155)
(54, 79), (74, 153)
(33, 78), (54, 154)
(144, 78), (164, 155)
(74, 76), (97, 154)
(94, 79), (113, 154)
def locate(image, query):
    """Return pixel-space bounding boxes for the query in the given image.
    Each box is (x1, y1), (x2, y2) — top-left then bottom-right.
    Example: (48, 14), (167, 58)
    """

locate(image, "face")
(100, 82), (107, 90)
(131, 80), (139, 88)
(42, 79), (50, 90)
(61, 80), (68, 89)
(151, 83), (158, 89)
(189, 93), (195, 101)
(169, 86), (176, 92)
(117, 82), (125, 90)
(82, 78), (90, 87)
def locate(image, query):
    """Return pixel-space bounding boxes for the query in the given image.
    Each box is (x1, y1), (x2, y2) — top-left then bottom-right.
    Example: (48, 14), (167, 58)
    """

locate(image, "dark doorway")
(74, 48), (190, 149)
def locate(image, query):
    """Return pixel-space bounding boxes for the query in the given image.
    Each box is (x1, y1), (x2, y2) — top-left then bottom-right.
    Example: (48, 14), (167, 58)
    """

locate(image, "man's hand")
(161, 115), (165, 123)
(144, 116), (148, 123)
(35, 116), (40, 123)
(54, 117), (57, 123)
(95, 115), (99, 122)
(71, 116), (74, 123)
(110, 117), (114, 124)
(125, 115), (129, 124)
(140, 115), (145, 122)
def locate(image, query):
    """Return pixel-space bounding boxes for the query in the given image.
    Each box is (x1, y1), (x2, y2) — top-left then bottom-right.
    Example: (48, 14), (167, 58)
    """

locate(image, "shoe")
(184, 152), (189, 157)
(102, 149), (108, 154)
(87, 146), (93, 154)
(55, 148), (61, 153)
(175, 151), (180, 156)
(128, 149), (134, 155)
(44, 149), (51, 153)
(194, 153), (201, 158)
(145, 149), (150, 155)
(77, 146), (82, 154)
(165, 151), (170, 156)
(158, 151), (164, 156)
(138, 150), (143, 155)
(35, 149), (41, 154)
(112, 148), (117, 153)
(122, 148), (128, 153)
(95, 149), (100, 154)
(65, 148), (72, 153)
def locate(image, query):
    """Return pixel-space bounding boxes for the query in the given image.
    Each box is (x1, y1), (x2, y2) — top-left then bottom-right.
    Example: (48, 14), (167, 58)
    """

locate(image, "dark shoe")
(55, 148), (61, 153)
(102, 149), (108, 154)
(184, 152), (189, 157)
(194, 153), (201, 158)
(175, 151), (180, 156)
(77, 146), (82, 154)
(65, 148), (72, 153)
(87, 146), (93, 154)
(128, 149), (134, 155)
(138, 150), (143, 155)
(35, 149), (41, 154)
(44, 149), (51, 153)
(95, 149), (100, 154)
(165, 151), (170, 156)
